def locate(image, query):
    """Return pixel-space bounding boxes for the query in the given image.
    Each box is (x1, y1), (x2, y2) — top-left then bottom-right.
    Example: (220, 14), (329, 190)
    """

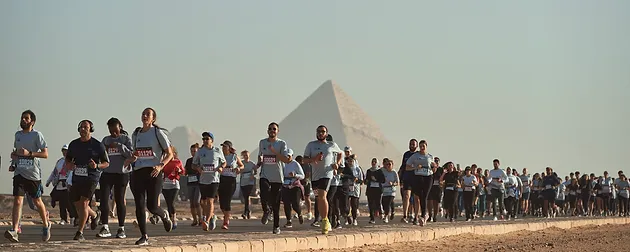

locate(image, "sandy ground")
(302, 223), (630, 252)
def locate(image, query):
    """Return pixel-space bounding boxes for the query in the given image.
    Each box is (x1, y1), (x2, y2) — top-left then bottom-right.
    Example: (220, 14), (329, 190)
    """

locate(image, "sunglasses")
(202, 138), (210, 141)
(317, 130), (326, 133)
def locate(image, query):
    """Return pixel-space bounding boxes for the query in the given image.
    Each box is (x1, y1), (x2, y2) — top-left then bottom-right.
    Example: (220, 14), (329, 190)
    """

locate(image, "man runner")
(5, 110), (51, 243)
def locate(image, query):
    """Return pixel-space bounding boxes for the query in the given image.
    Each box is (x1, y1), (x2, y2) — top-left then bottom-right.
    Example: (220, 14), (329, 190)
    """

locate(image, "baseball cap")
(202, 132), (214, 140)
(220, 140), (233, 148)
(287, 149), (294, 156)
(62, 144), (69, 150)
(344, 146), (352, 151)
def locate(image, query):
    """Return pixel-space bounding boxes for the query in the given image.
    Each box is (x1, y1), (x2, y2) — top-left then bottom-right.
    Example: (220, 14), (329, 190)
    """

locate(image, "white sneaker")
(59, 220), (66, 226)
(306, 212), (314, 221)
(493, 216), (498, 221)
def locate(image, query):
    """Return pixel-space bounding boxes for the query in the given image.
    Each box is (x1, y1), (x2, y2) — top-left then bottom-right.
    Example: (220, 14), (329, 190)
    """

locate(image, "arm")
(274, 142), (291, 164)
(393, 173), (400, 186)
(20, 132), (49, 159)
(377, 170), (386, 183)
(96, 142), (110, 169)
(192, 152), (203, 174)
(45, 161), (59, 185)
(121, 136), (134, 158)
(294, 163), (305, 180)
(156, 130), (174, 168)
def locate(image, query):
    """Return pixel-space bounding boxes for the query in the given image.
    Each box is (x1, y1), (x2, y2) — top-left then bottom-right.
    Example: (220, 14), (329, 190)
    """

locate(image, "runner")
(345, 155), (363, 225)
(461, 167), (478, 221)
(64, 119), (110, 241)
(218, 140), (244, 230)
(128, 108), (174, 245)
(601, 171), (613, 216)
(405, 140), (437, 226)
(519, 168), (531, 217)
(300, 156), (314, 221)
(381, 159), (399, 224)
(282, 149), (305, 228)
(504, 167), (518, 220)
(428, 157), (443, 222)
(45, 145), (72, 226)
(616, 174), (629, 216)
(399, 139), (418, 223)
(541, 167), (560, 218)
(193, 132), (225, 231)
(303, 125), (343, 234)
(365, 158), (385, 224)
(5, 110), (51, 243)
(98, 117), (133, 238)
(440, 162), (459, 222)
(162, 146), (185, 229)
(257, 122), (291, 234)
(185, 143), (202, 226)
(488, 159), (507, 221)
(239, 150), (257, 219)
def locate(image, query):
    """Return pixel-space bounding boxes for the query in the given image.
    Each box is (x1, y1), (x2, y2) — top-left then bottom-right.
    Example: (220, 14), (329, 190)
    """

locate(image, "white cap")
(287, 149), (294, 156)
(344, 146), (352, 151)
(62, 144), (69, 150)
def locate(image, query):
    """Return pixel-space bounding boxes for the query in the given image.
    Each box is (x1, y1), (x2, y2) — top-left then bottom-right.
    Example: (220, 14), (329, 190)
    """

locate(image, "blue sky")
(1, 0), (629, 193)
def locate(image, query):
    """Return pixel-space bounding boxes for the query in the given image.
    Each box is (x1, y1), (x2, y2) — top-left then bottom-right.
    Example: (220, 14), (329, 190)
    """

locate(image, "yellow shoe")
(321, 218), (331, 234)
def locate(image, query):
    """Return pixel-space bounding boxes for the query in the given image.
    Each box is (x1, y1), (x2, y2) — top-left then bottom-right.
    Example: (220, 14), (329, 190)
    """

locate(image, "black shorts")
(13, 175), (43, 199)
(542, 190), (556, 201)
(302, 180), (312, 196)
(200, 183), (219, 200)
(401, 171), (414, 191)
(312, 178), (331, 191)
(428, 185), (442, 201)
(70, 180), (98, 202)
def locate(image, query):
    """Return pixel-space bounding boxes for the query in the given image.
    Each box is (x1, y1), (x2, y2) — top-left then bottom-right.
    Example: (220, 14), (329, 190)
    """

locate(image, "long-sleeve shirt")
(46, 157), (67, 189)
(365, 167), (385, 188)
(283, 160), (305, 186)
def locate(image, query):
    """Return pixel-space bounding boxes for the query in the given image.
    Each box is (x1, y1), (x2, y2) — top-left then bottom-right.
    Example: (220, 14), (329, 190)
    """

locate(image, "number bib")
(602, 185), (611, 192)
(17, 157), (35, 169)
(369, 182), (380, 188)
(545, 185), (552, 189)
(75, 166), (89, 177)
(107, 147), (121, 156)
(188, 176), (198, 183)
(445, 186), (454, 191)
(284, 178), (293, 185)
(262, 155), (276, 164)
(202, 164), (216, 172)
(433, 180), (440, 186)
(383, 187), (394, 194)
(135, 147), (154, 160)
(464, 186), (474, 192)
(222, 166), (235, 176)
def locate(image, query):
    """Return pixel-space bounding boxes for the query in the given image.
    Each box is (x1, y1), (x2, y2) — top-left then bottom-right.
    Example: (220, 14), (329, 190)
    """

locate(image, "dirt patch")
(303, 223), (630, 252)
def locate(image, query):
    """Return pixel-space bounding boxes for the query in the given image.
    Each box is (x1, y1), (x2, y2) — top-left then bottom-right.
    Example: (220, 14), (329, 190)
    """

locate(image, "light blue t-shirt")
(258, 138), (289, 183)
(13, 130), (48, 181)
(303, 140), (342, 181)
(382, 169), (399, 197)
(132, 127), (171, 170)
(192, 146), (225, 184)
(221, 153), (239, 178)
(405, 152), (434, 176)
(240, 161), (257, 186)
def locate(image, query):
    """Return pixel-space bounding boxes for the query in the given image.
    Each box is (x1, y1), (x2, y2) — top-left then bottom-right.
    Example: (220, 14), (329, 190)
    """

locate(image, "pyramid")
(169, 126), (201, 160)
(251, 80), (401, 170)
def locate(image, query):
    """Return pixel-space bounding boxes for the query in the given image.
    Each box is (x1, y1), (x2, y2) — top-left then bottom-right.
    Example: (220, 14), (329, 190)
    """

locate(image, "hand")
(64, 161), (76, 171)
(289, 172), (295, 177)
(10, 152), (17, 160)
(250, 174), (255, 180)
(45, 182), (50, 187)
(218, 167), (223, 174)
(8, 166), (15, 172)
(151, 163), (164, 177)
(333, 170), (338, 175)
(258, 155), (263, 163)
(124, 155), (138, 168)
(88, 159), (97, 169)
(17, 148), (30, 157)
(332, 163), (338, 170)
(371, 176), (375, 181)
(315, 152), (323, 161)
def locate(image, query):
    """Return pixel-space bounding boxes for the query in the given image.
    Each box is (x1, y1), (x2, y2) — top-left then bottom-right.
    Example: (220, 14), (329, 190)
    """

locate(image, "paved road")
(0, 215), (591, 251)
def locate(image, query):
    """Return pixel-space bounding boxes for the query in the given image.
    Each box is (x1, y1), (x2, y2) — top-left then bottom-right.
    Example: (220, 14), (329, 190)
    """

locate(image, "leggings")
(601, 193), (610, 213)
(505, 196), (517, 217)
(332, 186), (349, 224)
(366, 187), (382, 220)
(162, 188), (179, 216)
(443, 189), (458, 219)
(241, 185), (254, 214)
(282, 187), (302, 220)
(259, 178), (282, 228)
(219, 176), (237, 211)
(55, 188), (72, 222)
(99, 173), (129, 227)
(490, 189), (505, 216)
(349, 196), (359, 220)
(382, 196), (395, 215)
(130, 167), (168, 236)
(463, 191), (475, 220)
(619, 197), (629, 216)
(581, 193), (591, 214)
(477, 194), (486, 214)
(314, 185), (337, 221)
(413, 175), (432, 218)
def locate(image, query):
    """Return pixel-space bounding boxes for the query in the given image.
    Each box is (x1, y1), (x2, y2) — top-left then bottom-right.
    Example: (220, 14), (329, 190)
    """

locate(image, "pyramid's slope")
(169, 126), (200, 159)
(331, 81), (387, 142)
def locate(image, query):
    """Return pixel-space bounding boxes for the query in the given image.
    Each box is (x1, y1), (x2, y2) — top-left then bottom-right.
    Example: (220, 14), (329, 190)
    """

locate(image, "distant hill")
(169, 126), (200, 160)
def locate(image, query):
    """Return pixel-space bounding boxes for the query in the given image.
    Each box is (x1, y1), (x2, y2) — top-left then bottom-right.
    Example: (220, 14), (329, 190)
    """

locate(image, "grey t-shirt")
(13, 130), (48, 181)
(221, 153), (239, 178)
(192, 146), (225, 185)
(303, 140), (342, 181)
(382, 169), (399, 197)
(405, 152), (434, 176)
(258, 138), (289, 183)
(240, 160), (257, 186)
(102, 134), (133, 174)
(132, 127), (171, 170)
(519, 174), (531, 193)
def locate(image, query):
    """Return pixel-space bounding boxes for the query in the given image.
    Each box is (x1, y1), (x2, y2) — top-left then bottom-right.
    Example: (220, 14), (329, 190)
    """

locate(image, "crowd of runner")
(5, 108), (630, 246)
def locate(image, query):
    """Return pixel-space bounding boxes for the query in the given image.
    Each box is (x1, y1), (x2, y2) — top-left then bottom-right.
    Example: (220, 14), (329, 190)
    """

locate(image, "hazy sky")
(1, 1), (628, 193)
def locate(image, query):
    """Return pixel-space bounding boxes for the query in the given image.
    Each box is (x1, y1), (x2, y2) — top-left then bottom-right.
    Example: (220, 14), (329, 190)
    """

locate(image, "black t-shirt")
(444, 171), (459, 187)
(66, 137), (109, 183)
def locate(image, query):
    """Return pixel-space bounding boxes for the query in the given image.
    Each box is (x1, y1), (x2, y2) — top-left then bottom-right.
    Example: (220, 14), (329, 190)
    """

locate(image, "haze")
(1, 0), (628, 194)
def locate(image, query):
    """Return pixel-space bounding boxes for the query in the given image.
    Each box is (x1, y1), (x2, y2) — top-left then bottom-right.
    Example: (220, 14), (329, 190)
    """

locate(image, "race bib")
(107, 147), (121, 156)
(284, 178), (293, 185)
(602, 185), (610, 192)
(370, 182), (380, 188)
(433, 180), (440, 186)
(188, 176), (198, 183)
(164, 177), (176, 184)
(262, 155), (276, 164)
(577, 189), (582, 194)
(222, 166), (236, 176)
(415, 167), (429, 175)
(74, 166), (88, 177)
(17, 157), (34, 169)
(135, 147), (154, 159)
(445, 186), (454, 191)
(569, 191), (576, 195)
(383, 187), (394, 194)
(464, 186), (473, 192)
(202, 164), (216, 172)
(545, 185), (552, 189)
